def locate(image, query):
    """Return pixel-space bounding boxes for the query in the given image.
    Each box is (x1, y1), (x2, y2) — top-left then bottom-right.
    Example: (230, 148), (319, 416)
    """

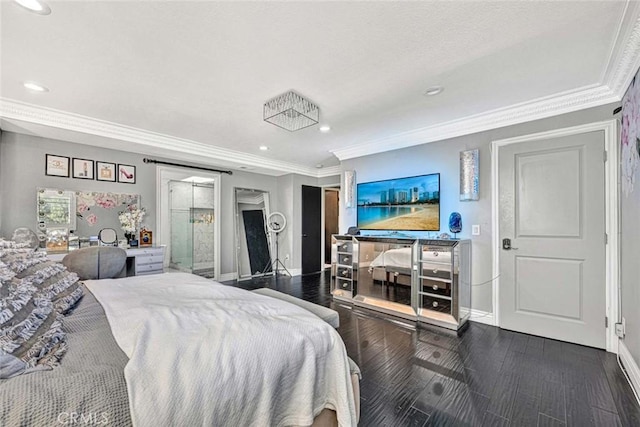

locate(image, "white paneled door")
(499, 131), (606, 348)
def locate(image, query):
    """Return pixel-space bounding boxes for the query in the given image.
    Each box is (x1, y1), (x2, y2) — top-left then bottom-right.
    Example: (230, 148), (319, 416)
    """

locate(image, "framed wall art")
(117, 164), (136, 184)
(460, 149), (479, 201)
(45, 154), (70, 177)
(96, 161), (116, 182)
(72, 158), (94, 180)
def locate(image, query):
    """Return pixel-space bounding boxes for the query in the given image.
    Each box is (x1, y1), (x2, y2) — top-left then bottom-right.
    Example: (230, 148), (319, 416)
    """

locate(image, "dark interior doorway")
(301, 185), (322, 274)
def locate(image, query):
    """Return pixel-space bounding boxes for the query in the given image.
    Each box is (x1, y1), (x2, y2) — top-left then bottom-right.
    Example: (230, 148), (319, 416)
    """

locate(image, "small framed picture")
(117, 164), (136, 184)
(45, 154), (70, 177)
(96, 161), (116, 182)
(72, 158), (94, 180)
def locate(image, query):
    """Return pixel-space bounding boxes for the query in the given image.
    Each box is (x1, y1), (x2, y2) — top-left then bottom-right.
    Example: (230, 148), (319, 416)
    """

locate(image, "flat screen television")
(357, 173), (440, 231)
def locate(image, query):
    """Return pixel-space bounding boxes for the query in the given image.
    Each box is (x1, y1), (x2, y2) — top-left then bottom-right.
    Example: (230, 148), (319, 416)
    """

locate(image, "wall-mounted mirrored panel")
(37, 188), (140, 253)
(235, 188), (271, 280)
(37, 188), (76, 252)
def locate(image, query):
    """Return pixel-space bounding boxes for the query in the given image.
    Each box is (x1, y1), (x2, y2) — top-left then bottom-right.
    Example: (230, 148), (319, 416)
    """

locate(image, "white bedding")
(85, 272), (356, 427)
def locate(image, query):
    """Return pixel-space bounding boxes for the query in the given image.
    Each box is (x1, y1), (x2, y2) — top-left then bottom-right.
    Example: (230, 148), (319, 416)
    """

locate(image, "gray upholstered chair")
(62, 247), (127, 280)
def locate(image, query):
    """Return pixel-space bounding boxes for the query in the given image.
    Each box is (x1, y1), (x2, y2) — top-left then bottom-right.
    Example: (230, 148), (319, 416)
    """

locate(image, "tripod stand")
(262, 230), (290, 277)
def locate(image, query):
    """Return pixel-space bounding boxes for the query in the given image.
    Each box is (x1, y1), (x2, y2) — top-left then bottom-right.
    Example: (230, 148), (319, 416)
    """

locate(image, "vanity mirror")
(234, 188), (272, 280)
(37, 188), (141, 253)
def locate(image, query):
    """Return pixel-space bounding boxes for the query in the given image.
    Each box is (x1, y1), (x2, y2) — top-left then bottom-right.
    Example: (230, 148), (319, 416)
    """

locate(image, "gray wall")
(272, 173), (340, 273)
(620, 150), (640, 365)
(0, 130), (3, 233)
(0, 132), (282, 278)
(0, 132), (157, 239)
(340, 103), (617, 313)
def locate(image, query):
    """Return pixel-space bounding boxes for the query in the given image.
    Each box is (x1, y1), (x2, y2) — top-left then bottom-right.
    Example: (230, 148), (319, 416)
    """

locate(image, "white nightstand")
(126, 246), (165, 276)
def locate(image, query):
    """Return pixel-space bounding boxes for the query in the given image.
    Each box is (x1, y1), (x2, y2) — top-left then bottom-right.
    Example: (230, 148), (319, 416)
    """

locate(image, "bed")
(1, 270), (359, 427)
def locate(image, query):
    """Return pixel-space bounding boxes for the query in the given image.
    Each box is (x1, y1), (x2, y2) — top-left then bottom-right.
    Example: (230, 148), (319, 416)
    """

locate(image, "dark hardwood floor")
(222, 271), (640, 427)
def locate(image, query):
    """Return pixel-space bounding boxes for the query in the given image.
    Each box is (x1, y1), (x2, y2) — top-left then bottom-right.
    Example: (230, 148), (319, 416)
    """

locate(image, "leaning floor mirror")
(234, 188), (272, 280)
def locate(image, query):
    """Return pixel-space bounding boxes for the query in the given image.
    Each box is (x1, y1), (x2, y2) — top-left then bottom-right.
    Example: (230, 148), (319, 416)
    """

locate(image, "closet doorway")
(169, 180), (216, 278)
(157, 167), (221, 281)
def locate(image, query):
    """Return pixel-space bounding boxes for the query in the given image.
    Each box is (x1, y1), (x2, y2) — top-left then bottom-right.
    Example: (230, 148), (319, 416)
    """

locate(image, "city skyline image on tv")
(357, 173), (440, 231)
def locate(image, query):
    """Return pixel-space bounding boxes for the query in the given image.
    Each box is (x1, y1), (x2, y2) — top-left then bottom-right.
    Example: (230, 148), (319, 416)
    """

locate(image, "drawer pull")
(432, 301), (439, 308)
(432, 269), (439, 274)
(433, 251), (439, 257)
(343, 257), (350, 263)
(342, 244), (348, 250)
(432, 284), (439, 290)
(341, 270), (349, 276)
(342, 282), (348, 288)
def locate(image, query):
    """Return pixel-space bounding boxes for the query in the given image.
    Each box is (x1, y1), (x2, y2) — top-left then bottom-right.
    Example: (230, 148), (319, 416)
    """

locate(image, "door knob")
(502, 238), (519, 250)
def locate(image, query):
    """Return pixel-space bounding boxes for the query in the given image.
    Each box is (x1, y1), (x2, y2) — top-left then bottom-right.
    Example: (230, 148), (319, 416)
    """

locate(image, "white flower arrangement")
(119, 205), (146, 237)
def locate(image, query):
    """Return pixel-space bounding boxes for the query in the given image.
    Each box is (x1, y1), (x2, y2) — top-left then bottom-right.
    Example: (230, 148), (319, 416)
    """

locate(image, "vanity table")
(47, 246), (165, 277)
(125, 246), (165, 276)
(331, 235), (471, 331)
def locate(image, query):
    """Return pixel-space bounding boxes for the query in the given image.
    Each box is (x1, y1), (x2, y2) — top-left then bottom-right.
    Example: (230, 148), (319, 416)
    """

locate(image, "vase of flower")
(119, 205), (146, 249)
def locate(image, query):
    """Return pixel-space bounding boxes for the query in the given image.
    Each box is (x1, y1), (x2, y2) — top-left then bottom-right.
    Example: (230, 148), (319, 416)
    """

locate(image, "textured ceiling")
(0, 1), (631, 171)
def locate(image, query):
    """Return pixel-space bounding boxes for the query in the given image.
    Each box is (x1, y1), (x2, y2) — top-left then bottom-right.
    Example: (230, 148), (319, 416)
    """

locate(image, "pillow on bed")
(1, 245), (83, 314)
(0, 239), (81, 378)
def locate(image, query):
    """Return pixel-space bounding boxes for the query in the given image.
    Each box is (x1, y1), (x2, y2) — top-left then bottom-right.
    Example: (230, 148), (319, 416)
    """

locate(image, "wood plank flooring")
(223, 271), (640, 426)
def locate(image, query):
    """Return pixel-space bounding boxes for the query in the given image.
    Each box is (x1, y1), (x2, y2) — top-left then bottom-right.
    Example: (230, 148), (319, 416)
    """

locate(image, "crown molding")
(0, 98), (330, 178)
(604, 0), (640, 98)
(316, 165), (341, 178)
(331, 84), (619, 160)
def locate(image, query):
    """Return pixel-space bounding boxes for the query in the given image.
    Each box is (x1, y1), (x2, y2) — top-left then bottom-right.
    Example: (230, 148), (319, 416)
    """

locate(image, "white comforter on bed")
(85, 272), (356, 427)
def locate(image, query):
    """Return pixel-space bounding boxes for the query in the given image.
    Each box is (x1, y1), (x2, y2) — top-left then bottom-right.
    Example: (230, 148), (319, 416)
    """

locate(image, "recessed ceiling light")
(424, 86), (444, 96)
(23, 81), (49, 92)
(14, 0), (51, 15)
(315, 164), (324, 169)
(259, 146), (269, 151)
(319, 125), (331, 133)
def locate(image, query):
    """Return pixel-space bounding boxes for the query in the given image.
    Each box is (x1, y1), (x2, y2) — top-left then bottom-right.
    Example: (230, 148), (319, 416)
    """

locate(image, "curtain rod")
(143, 158), (233, 175)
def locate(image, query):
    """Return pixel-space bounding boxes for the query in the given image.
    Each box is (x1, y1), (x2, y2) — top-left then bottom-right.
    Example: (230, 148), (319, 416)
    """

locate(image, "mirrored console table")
(331, 235), (471, 331)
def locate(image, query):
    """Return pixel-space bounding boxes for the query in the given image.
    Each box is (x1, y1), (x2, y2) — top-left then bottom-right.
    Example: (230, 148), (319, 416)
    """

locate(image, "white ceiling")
(1, 1), (639, 176)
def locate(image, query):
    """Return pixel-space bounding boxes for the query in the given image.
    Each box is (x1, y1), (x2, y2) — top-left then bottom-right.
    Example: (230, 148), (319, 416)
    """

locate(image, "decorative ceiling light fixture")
(263, 91), (319, 132)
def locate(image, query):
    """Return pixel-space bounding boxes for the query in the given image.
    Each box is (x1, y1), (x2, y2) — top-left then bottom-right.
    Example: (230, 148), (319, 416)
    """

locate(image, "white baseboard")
(469, 309), (495, 326)
(218, 272), (237, 282)
(288, 268), (302, 277)
(619, 340), (640, 400)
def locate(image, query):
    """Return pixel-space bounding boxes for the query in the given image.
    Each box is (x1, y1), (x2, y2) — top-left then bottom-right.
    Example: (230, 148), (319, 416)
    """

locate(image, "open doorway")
(323, 187), (340, 268)
(156, 166), (221, 281)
